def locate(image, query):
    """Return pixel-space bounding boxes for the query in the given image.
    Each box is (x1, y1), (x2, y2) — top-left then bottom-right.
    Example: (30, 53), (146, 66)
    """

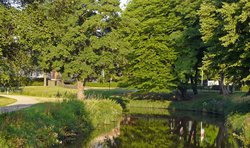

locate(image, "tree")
(121, 0), (179, 93)
(0, 5), (34, 89)
(121, 0), (204, 98)
(199, 0), (250, 95)
(49, 0), (124, 99)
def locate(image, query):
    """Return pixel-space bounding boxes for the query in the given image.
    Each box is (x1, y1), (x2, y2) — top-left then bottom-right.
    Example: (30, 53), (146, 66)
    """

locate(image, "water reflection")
(91, 109), (239, 148)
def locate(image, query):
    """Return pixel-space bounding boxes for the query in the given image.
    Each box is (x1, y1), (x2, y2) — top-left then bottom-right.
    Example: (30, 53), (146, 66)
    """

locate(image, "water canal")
(76, 108), (240, 148)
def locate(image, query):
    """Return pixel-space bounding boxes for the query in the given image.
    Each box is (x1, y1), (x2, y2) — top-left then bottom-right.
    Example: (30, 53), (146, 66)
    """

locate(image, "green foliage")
(199, 0), (250, 87)
(121, 0), (178, 93)
(0, 5), (34, 88)
(121, 0), (204, 94)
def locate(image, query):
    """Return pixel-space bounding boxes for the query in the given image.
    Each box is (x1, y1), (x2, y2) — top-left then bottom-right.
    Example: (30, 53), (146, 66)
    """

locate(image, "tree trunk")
(77, 80), (85, 100)
(178, 86), (188, 100)
(43, 72), (47, 86)
(219, 73), (229, 96)
(191, 75), (198, 95)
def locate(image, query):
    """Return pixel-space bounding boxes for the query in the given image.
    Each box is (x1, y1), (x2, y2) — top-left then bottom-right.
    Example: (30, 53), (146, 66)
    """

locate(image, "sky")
(120, 0), (129, 10)
(7, 0), (129, 10)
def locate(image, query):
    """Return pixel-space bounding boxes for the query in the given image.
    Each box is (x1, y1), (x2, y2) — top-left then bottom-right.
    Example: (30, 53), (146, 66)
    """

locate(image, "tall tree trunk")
(43, 72), (47, 86)
(191, 74), (198, 95)
(219, 73), (229, 96)
(77, 79), (85, 100)
(178, 86), (188, 100)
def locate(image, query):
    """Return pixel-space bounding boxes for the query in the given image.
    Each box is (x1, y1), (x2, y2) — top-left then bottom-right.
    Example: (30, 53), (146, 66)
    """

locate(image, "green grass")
(0, 96), (17, 107)
(10, 86), (77, 98)
(0, 99), (122, 147)
(9, 86), (131, 99)
(86, 82), (119, 88)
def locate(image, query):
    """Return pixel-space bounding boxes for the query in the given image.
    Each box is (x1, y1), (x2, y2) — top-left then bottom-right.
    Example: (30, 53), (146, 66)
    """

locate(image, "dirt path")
(0, 95), (60, 114)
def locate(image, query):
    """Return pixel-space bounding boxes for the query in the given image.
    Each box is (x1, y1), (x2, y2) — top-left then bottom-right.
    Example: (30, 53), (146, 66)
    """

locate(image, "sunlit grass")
(0, 96), (17, 107)
(11, 86), (77, 98)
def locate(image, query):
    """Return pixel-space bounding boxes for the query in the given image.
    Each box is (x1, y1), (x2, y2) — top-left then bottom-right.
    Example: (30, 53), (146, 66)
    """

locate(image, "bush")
(84, 99), (122, 127)
(241, 85), (249, 92)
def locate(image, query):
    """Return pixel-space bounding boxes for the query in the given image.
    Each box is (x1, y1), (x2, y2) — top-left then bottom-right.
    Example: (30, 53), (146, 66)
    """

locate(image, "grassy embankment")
(0, 99), (122, 147)
(0, 97), (17, 107)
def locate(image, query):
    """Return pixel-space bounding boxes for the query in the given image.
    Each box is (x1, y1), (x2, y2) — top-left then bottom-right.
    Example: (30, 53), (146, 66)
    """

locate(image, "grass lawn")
(11, 86), (77, 98)
(10, 86), (132, 99)
(0, 96), (17, 107)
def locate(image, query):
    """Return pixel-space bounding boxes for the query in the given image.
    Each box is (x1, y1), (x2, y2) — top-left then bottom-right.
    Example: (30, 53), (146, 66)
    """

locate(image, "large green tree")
(42, 0), (125, 99)
(121, 0), (204, 98)
(121, 0), (179, 93)
(199, 0), (250, 95)
(0, 5), (34, 89)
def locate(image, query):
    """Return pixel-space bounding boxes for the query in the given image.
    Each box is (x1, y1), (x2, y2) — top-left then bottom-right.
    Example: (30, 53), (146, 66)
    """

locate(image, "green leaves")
(199, 0), (250, 85)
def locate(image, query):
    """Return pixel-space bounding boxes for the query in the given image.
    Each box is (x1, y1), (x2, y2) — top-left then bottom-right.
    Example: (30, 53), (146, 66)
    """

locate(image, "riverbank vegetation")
(0, 99), (122, 147)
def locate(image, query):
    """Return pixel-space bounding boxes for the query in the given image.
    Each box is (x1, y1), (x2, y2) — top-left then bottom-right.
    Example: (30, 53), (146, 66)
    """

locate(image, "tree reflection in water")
(97, 113), (239, 148)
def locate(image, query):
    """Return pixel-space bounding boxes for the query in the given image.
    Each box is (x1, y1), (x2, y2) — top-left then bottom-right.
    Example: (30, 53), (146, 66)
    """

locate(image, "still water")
(86, 108), (239, 148)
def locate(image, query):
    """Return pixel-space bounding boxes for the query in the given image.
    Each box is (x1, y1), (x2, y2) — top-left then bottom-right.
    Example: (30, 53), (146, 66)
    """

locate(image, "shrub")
(84, 99), (122, 127)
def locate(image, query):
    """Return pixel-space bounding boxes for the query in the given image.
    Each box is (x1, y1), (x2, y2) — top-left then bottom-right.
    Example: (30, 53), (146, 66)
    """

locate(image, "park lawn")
(11, 86), (77, 98)
(11, 86), (132, 99)
(86, 82), (119, 88)
(0, 96), (17, 107)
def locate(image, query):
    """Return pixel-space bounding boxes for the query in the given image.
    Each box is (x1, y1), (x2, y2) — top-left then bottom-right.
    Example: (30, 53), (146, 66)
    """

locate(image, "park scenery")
(0, 0), (249, 147)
